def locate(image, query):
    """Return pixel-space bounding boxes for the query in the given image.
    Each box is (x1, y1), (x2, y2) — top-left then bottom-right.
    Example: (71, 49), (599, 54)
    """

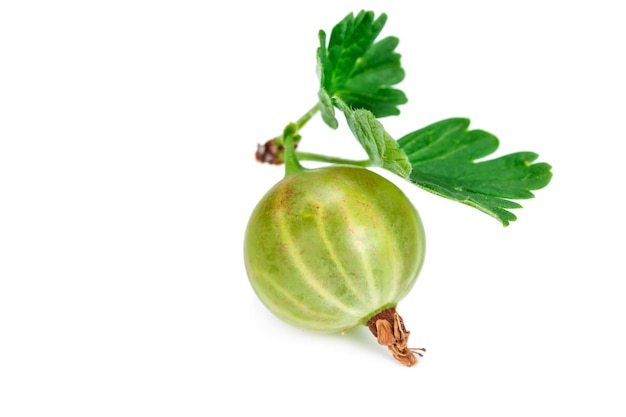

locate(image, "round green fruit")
(243, 165), (426, 335)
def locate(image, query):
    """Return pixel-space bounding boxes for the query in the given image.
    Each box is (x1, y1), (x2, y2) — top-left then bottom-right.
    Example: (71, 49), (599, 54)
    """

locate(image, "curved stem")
(283, 125), (305, 176)
(273, 103), (320, 147)
(296, 151), (372, 167)
(295, 103), (320, 130)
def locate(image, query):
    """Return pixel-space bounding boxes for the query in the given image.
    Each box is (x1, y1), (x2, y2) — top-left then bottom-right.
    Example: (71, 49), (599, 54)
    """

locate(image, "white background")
(1, 1), (625, 416)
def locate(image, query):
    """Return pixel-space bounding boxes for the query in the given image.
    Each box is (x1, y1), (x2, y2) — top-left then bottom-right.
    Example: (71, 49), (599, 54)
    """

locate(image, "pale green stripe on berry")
(275, 205), (361, 317)
(367, 200), (406, 304)
(311, 202), (370, 307)
(334, 203), (381, 308)
(256, 270), (338, 322)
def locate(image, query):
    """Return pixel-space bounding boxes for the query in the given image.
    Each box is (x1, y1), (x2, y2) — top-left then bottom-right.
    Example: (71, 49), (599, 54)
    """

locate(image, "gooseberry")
(244, 165), (426, 366)
(244, 8), (552, 367)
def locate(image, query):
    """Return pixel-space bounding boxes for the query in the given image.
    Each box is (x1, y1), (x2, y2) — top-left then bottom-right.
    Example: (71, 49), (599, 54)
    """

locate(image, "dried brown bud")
(255, 138), (298, 165)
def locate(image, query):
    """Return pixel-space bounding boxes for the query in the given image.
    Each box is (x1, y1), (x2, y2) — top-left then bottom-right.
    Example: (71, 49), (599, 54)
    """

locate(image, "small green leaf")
(336, 98), (411, 178)
(317, 88), (338, 129)
(316, 10), (407, 127)
(398, 118), (553, 226)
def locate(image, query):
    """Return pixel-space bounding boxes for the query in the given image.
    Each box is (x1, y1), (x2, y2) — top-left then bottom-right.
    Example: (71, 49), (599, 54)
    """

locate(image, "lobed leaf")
(398, 118), (553, 226)
(317, 10), (407, 127)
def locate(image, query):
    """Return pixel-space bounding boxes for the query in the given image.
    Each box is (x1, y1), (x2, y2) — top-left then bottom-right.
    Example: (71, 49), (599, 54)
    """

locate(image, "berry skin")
(244, 165), (426, 333)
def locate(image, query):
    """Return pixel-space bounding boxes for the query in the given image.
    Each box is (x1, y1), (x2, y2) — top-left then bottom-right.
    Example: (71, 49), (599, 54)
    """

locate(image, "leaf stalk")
(296, 152), (372, 167)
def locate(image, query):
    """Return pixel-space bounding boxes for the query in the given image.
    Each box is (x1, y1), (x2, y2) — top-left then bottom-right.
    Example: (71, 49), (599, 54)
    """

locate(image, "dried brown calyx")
(366, 307), (425, 367)
(255, 138), (299, 165)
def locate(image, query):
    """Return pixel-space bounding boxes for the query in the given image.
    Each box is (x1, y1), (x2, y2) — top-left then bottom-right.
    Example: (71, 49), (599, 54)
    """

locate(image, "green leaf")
(336, 98), (411, 178)
(317, 88), (338, 129)
(317, 10), (407, 126)
(397, 118), (553, 226)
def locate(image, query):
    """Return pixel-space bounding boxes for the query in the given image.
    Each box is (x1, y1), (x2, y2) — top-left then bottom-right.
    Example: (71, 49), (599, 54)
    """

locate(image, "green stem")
(296, 151), (372, 167)
(278, 103), (372, 171)
(295, 103), (320, 130)
(282, 124), (305, 176)
(273, 103), (320, 146)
